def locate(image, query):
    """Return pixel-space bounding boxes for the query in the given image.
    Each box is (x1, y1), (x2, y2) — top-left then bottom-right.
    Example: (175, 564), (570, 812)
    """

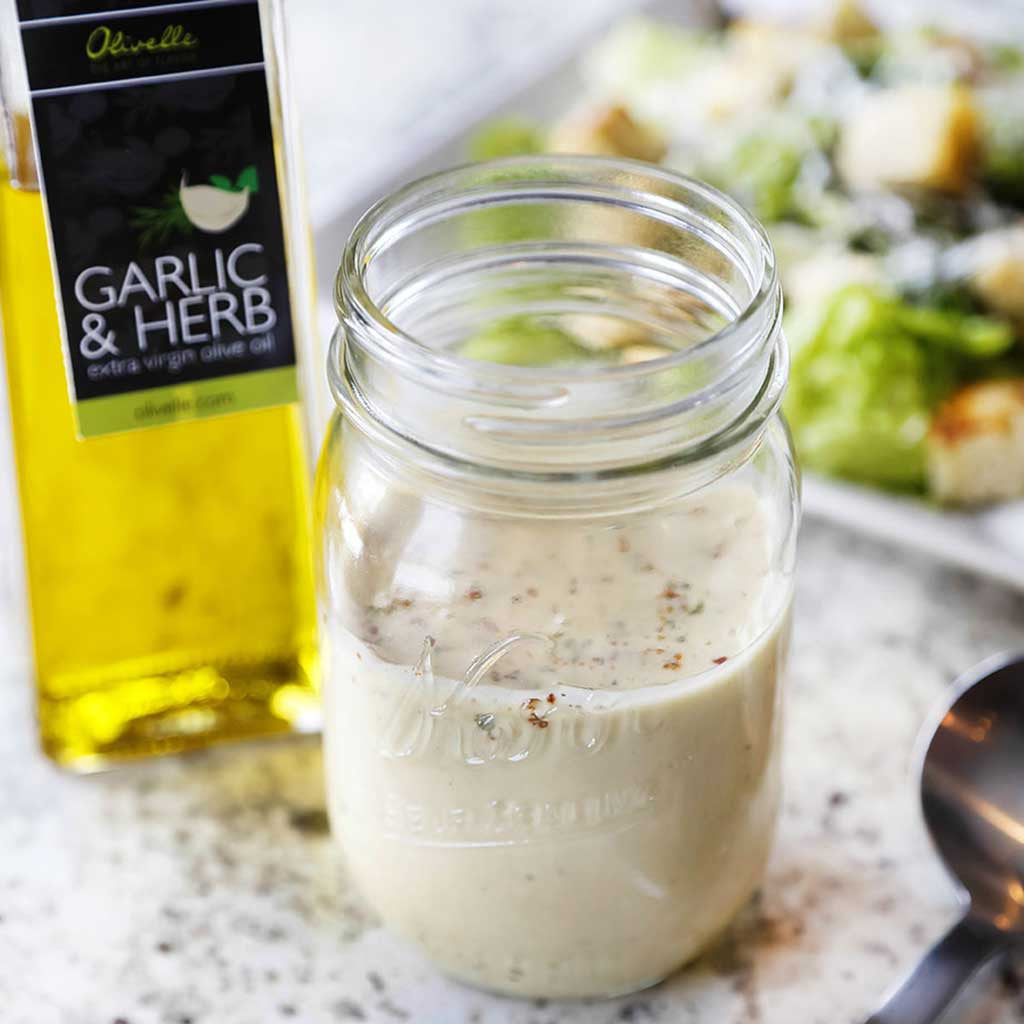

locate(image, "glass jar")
(316, 157), (798, 999)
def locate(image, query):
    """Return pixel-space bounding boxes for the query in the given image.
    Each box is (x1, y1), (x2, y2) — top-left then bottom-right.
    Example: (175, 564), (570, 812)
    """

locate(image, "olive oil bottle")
(0, 0), (318, 769)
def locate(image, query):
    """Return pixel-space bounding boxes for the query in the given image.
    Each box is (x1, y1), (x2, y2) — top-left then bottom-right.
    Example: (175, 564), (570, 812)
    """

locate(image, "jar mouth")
(332, 156), (784, 479)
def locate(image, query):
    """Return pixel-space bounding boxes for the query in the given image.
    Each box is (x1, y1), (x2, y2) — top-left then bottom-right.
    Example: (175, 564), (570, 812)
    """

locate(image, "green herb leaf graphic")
(235, 165), (260, 194)
(131, 186), (193, 248)
(209, 174), (235, 191)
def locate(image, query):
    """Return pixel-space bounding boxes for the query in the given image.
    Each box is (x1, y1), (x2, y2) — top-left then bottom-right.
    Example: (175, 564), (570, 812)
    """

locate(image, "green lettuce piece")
(468, 116), (544, 161)
(719, 133), (806, 223)
(845, 35), (884, 78)
(894, 305), (1014, 357)
(459, 317), (591, 367)
(698, 115), (834, 225)
(988, 44), (1024, 73)
(785, 286), (1012, 490)
(583, 17), (707, 107)
(463, 124), (551, 246)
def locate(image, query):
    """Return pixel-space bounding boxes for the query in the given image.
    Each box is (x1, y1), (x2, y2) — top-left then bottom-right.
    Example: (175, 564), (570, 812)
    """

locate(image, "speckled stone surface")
(4, 1), (1024, 1021)
(3, 520), (1024, 1024)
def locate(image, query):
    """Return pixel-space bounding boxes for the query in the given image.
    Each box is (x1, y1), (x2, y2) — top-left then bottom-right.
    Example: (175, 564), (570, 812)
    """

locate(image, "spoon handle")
(865, 917), (1007, 1024)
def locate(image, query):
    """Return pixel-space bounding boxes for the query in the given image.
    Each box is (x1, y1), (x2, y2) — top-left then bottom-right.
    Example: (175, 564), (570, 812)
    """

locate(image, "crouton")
(620, 343), (671, 364)
(688, 22), (823, 122)
(927, 379), (1024, 503)
(970, 226), (1024, 321)
(784, 250), (881, 309)
(565, 315), (650, 352)
(689, 59), (788, 123)
(548, 104), (666, 163)
(921, 32), (987, 84)
(838, 85), (981, 194)
(728, 19), (822, 76)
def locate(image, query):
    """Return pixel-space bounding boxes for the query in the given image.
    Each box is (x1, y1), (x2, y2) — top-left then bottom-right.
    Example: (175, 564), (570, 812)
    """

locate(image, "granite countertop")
(3, 2), (1024, 1022)
(4, 521), (1024, 1024)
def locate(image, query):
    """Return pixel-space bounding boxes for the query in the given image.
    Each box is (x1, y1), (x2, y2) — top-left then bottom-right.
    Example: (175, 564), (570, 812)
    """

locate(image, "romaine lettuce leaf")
(785, 285), (1013, 489)
(459, 317), (591, 367)
(469, 116), (544, 161)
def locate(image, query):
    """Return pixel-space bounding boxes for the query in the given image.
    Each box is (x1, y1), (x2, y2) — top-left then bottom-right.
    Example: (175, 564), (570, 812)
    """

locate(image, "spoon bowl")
(867, 652), (1024, 1024)
(921, 653), (1024, 935)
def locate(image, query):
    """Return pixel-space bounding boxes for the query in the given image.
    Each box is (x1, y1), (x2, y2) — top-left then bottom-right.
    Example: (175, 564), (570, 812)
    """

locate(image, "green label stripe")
(75, 366), (297, 437)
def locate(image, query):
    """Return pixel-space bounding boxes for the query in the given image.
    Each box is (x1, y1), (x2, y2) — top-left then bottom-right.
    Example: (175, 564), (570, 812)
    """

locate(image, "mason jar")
(316, 157), (798, 1000)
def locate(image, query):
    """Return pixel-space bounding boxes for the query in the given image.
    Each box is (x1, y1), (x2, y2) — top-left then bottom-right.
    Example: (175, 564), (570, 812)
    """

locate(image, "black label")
(17, 0), (298, 436)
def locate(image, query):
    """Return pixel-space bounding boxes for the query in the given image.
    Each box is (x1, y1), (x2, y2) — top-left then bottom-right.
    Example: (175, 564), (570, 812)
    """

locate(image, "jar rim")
(331, 155), (785, 481)
(335, 155), (778, 387)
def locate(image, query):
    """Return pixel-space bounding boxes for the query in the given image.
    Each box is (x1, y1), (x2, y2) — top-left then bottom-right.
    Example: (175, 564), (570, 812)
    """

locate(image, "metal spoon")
(866, 652), (1024, 1023)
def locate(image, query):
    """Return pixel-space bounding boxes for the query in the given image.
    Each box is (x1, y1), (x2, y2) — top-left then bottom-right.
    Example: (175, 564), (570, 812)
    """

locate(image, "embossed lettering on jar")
(316, 157), (799, 999)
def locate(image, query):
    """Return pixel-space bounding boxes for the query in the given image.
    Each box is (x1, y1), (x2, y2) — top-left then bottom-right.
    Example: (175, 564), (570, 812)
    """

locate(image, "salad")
(466, 2), (1024, 505)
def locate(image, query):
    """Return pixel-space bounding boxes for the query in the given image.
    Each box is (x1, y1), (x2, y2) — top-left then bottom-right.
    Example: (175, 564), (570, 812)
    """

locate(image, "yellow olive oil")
(0, 0), (321, 771)
(0, 175), (318, 769)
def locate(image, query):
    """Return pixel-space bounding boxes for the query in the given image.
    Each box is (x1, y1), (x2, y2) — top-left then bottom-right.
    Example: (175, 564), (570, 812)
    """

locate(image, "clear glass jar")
(316, 157), (798, 1000)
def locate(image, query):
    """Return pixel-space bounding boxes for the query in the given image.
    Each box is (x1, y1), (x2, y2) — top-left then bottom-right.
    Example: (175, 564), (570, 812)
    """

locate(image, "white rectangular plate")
(803, 477), (1024, 589)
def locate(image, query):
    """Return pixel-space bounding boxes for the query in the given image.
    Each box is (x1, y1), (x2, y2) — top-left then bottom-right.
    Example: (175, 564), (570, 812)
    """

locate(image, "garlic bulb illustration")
(179, 174), (251, 233)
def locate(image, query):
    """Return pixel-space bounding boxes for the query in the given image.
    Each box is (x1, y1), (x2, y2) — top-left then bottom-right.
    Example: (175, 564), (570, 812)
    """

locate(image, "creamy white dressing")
(323, 483), (791, 998)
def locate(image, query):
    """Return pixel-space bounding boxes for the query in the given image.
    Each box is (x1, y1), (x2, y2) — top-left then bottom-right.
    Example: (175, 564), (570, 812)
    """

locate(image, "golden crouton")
(970, 226), (1024, 321)
(784, 250), (881, 310)
(838, 85), (981, 194)
(548, 104), (667, 163)
(684, 21), (824, 121)
(927, 379), (1024, 503)
(565, 315), (650, 352)
(619, 343), (672, 364)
